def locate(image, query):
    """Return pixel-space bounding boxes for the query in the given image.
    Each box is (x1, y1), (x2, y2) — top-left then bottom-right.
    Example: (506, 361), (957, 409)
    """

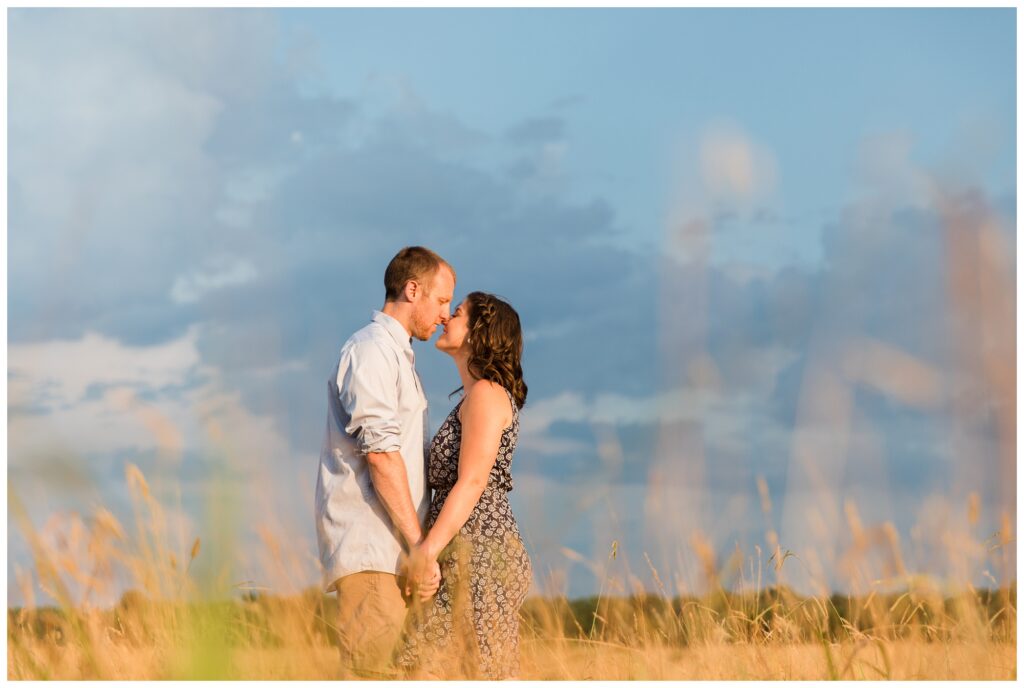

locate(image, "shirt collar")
(372, 310), (414, 354)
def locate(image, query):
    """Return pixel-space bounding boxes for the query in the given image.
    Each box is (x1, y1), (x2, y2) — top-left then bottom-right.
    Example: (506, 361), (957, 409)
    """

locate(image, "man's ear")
(404, 279), (420, 302)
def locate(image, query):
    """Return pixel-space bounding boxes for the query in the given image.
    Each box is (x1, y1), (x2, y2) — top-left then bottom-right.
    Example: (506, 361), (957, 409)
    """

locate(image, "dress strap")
(504, 386), (518, 418)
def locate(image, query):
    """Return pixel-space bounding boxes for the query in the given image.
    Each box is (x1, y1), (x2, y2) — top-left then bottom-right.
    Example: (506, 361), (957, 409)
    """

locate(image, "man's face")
(409, 266), (455, 341)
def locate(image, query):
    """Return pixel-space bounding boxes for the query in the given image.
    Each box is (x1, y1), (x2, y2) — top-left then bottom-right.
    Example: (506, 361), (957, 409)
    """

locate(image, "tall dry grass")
(7, 460), (1016, 680)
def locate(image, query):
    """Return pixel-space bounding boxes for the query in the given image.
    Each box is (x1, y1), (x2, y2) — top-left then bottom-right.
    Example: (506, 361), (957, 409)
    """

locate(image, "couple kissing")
(314, 246), (532, 680)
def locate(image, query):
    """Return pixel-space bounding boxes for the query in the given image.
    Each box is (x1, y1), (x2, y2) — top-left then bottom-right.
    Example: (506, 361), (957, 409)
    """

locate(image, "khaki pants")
(333, 571), (410, 679)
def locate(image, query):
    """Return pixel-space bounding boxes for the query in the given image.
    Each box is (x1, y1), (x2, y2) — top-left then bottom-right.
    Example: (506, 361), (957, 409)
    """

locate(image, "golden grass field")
(8, 636), (1016, 681)
(7, 592), (1017, 680)
(7, 463), (1016, 681)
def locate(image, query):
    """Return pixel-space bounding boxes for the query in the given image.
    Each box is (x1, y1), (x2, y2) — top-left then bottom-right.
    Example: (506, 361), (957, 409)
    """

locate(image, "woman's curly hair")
(461, 291), (528, 409)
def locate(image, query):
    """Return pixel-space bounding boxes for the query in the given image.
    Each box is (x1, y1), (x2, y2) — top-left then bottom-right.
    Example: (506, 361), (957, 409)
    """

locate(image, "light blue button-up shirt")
(315, 311), (430, 590)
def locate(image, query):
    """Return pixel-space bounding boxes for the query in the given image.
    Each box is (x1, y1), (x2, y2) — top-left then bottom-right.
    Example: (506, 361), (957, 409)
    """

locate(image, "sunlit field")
(8, 463), (1015, 680)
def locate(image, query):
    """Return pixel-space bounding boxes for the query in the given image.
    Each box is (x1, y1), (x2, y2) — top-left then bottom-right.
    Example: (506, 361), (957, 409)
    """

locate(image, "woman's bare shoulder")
(463, 380), (512, 422)
(466, 379), (507, 403)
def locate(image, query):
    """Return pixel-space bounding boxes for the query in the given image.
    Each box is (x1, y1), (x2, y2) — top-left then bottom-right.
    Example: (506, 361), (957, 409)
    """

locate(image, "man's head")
(383, 246), (456, 341)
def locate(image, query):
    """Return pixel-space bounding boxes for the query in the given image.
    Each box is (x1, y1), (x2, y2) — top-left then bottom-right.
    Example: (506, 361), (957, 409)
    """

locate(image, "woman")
(395, 291), (533, 680)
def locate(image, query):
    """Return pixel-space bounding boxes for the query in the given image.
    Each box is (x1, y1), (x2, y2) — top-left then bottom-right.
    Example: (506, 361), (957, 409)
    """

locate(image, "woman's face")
(435, 298), (470, 354)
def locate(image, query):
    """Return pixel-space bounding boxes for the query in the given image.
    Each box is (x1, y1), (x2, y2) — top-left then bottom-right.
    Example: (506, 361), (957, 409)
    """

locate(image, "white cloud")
(170, 258), (259, 305)
(8, 327), (289, 474)
(8, 9), (345, 331)
(520, 346), (798, 456)
(9, 327), (203, 409)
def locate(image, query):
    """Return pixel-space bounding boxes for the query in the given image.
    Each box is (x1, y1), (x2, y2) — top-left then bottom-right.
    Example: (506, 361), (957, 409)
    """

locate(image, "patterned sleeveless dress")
(396, 387), (533, 680)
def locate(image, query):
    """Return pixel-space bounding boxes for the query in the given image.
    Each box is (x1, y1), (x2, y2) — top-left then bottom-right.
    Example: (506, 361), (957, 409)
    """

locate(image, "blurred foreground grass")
(8, 463), (1016, 680)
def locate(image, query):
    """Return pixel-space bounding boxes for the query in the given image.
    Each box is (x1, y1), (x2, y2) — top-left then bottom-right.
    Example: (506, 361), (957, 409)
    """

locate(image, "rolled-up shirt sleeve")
(338, 341), (402, 454)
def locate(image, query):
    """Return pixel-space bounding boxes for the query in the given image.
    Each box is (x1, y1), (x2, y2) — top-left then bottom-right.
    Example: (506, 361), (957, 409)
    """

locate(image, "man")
(315, 246), (456, 678)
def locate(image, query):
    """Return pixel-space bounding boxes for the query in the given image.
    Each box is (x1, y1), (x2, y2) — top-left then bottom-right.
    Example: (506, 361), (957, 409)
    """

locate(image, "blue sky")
(7, 8), (1016, 604)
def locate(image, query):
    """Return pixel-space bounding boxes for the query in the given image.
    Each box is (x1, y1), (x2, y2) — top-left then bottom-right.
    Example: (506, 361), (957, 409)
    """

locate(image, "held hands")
(402, 544), (441, 601)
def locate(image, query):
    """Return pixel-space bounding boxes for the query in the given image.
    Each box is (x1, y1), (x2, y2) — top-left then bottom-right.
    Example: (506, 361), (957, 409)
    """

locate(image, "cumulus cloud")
(8, 326), (289, 468)
(8, 9), (350, 345)
(9, 328), (200, 409)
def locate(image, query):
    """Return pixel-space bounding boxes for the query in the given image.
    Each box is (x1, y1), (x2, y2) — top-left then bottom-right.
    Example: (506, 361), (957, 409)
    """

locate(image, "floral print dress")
(396, 387), (532, 680)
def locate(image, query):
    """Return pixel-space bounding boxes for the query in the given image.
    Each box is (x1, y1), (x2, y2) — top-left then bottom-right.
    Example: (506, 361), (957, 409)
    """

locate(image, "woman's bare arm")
(412, 381), (512, 565)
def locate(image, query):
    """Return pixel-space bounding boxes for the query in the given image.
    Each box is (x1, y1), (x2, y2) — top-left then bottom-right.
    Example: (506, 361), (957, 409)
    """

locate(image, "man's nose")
(439, 310), (451, 324)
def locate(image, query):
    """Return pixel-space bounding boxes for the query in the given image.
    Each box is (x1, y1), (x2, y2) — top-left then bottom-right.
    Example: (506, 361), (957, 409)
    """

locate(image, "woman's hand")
(403, 545), (441, 601)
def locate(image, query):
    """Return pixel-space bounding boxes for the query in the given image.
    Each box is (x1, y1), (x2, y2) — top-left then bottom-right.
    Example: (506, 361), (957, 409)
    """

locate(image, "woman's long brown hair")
(457, 291), (528, 409)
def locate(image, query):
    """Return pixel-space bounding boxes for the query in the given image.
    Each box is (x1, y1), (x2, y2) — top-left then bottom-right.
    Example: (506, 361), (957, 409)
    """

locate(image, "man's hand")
(416, 561), (441, 601)
(403, 546), (441, 601)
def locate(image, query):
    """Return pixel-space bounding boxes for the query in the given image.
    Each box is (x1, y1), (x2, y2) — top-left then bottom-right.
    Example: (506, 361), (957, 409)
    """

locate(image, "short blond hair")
(383, 246), (455, 301)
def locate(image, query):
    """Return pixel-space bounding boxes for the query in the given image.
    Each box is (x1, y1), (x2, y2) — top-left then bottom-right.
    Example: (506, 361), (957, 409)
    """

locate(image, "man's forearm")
(366, 451), (423, 549)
